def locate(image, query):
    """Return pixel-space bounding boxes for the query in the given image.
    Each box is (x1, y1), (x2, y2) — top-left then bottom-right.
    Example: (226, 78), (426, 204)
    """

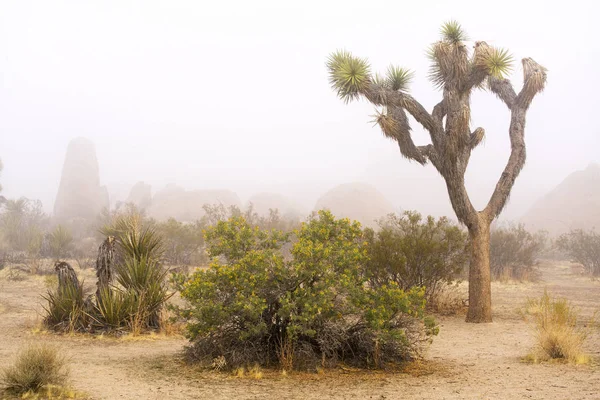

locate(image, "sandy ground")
(0, 261), (599, 400)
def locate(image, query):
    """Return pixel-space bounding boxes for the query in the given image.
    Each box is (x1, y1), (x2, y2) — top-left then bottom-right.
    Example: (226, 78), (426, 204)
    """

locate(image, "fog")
(1, 0), (598, 220)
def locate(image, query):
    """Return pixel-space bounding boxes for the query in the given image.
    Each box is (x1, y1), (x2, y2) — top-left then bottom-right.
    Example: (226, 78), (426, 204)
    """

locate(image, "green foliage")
(556, 229), (600, 276)
(490, 224), (546, 280)
(42, 280), (88, 332)
(327, 50), (371, 103)
(1, 344), (69, 396)
(364, 212), (468, 302)
(524, 290), (590, 363)
(155, 218), (205, 265)
(117, 227), (164, 263)
(176, 210), (436, 370)
(48, 225), (74, 260)
(0, 197), (49, 253)
(440, 20), (468, 43)
(385, 65), (413, 92)
(484, 47), (514, 79)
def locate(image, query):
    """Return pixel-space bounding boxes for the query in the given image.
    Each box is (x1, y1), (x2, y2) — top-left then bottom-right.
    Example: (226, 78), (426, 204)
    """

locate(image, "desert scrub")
(174, 210), (438, 371)
(1, 344), (69, 396)
(524, 290), (591, 363)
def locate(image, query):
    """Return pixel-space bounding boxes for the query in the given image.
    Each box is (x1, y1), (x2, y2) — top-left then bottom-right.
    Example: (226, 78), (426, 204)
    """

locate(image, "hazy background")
(1, 0), (598, 220)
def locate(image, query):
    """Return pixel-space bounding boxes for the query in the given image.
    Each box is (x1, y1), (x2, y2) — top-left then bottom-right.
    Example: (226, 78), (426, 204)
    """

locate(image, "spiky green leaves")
(327, 50), (371, 103)
(440, 20), (468, 44)
(386, 66), (413, 92)
(485, 48), (513, 79)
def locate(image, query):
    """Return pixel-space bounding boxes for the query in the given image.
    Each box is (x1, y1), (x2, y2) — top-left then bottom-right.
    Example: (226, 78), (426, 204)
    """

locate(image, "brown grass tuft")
(524, 290), (591, 364)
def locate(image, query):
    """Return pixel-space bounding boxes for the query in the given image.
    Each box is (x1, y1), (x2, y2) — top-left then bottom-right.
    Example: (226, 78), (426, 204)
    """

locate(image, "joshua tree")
(327, 21), (547, 322)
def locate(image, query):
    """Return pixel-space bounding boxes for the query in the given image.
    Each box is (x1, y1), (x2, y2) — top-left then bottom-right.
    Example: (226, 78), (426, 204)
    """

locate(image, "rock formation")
(146, 184), (242, 222)
(53, 137), (109, 222)
(125, 181), (152, 210)
(313, 182), (397, 228)
(521, 164), (600, 236)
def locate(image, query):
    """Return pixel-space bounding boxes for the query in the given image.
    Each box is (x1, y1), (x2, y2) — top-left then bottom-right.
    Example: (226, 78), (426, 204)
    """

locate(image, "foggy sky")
(1, 0), (599, 220)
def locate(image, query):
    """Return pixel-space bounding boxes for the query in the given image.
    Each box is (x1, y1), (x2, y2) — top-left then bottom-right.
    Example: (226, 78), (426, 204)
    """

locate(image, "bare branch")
(484, 108), (526, 221)
(488, 77), (517, 109)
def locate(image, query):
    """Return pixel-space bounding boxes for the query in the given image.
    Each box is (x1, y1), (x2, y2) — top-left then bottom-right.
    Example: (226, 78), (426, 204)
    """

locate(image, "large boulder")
(521, 164), (600, 236)
(313, 182), (397, 228)
(125, 181), (152, 210)
(53, 137), (109, 222)
(147, 184), (242, 222)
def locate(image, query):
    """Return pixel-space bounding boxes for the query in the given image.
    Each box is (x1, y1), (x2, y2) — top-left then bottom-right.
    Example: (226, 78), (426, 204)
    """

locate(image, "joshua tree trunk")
(327, 22), (547, 322)
(466, 215), (492, 322)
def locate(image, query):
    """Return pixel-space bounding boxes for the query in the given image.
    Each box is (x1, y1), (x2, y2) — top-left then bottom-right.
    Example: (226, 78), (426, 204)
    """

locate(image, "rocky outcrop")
(521, 164), (600, 236)
(313, 182), (397, 228)
(146, 184), (242, 222)
(125, 181), (152, 210)
(53, 137), (109, 222)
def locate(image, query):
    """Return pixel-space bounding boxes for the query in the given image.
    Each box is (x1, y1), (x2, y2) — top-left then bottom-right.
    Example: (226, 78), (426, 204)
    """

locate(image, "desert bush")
(0, 198), (49, 253)
(47, 225), (74, 261)
(1, 344), (69, 396)
(364, 211), (468, 303)
(556, 229), (600, 276)
(174, 210), (437, 371)
(490, 224), (546, 280)
(524, 290), (590, 363)
(155, 218), (205, 266)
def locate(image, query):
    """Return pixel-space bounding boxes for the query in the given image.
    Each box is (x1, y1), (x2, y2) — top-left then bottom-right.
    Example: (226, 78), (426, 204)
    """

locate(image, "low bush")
(1, 344), (69, 396)
(364, 211), (468, 303)
(524, 290), (590, 363)
(556, 229), (600, 276)
(174, 210), (438, 371)
(490, 224), (546, 280)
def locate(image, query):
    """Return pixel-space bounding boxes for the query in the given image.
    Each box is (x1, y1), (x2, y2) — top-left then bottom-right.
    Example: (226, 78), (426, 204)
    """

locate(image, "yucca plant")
(327, 21), (547, 322)
(93, 286), (134, 329)
(115, 256), (172, 329)
(42, 280), (87, 332)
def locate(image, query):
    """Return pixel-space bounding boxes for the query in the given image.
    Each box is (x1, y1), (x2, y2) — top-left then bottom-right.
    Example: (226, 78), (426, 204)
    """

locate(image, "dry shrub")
(524, 290), (590, 364)
(426, 284), (467, 316)
(1, 344), (69, 396)
(490, 224), (546, 281)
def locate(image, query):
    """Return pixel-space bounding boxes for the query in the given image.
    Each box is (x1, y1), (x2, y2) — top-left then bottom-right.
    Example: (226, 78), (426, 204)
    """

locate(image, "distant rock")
(313, 182), (397, 228)
(246, 192), (304, 218)
(53, 137), (109, 222)
(126, 181), (152, 210)
(521, 163), (600, 236)
(147, 184), (242, 222)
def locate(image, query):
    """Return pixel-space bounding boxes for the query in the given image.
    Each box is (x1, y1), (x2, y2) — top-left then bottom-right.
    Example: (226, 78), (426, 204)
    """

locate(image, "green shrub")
(490, 224), (546, 280)
(364, 212), (468, 302)
(42, 280), (88, 332)
(1, 344), (69, 395)
(175, 210), (437, 370)
(556, 229), (600, 276)
(524, 290), (590, 363)
(47, 225), (74, 260)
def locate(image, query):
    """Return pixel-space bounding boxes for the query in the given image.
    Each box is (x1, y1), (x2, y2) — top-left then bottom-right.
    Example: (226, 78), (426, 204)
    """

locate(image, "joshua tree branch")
(488, 77), (517, 109)
(484, 59), (546, 222)
(364, 83), (440, 146)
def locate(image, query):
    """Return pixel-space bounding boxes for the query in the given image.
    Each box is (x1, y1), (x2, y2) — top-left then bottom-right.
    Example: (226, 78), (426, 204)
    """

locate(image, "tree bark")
(466, 215), (492, 322)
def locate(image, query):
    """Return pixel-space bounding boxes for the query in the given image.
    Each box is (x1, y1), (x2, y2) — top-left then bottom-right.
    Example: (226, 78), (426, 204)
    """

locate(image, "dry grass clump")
(1, 344), (70, 397)
(426, 284), (467, 316)
(524, 290), (591, 364)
